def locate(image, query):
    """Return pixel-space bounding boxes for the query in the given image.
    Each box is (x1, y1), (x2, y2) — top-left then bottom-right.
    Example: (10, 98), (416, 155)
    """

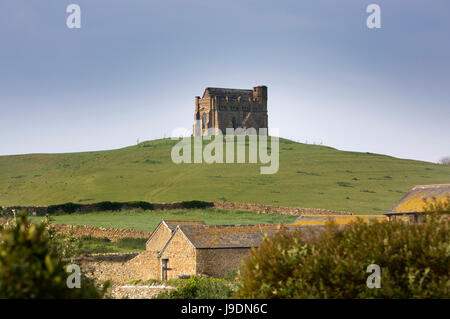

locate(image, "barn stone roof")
(293, 214), (387, 224)
(388, 184), (450, 213)
(146, 220), (206, 246)
(177, 224), (317, 249)
(162, 220), (205, 232)
(202, 87), (253, 99)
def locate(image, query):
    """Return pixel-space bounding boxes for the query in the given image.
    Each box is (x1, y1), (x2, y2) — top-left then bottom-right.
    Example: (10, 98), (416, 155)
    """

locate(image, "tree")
(0, 212), (108, 298)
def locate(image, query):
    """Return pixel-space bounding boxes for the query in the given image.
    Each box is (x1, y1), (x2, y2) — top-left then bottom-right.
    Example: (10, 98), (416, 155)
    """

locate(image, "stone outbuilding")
(145, 219), (205, 251)
(157, 224), (307, 280)
(128, 220), (318, 280)
(124, 220), (205, 281)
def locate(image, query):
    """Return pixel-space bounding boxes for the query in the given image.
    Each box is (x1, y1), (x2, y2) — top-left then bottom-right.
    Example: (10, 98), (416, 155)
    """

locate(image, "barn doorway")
(161, 259), (171, 280)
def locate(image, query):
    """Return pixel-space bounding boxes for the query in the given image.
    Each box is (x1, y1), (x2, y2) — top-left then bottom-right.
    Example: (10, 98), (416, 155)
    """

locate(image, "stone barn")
(126, 220), (320, 280)
(125, 220), (205, 281)
(157, 224), (306, 280)
(145, 219), (205, 251)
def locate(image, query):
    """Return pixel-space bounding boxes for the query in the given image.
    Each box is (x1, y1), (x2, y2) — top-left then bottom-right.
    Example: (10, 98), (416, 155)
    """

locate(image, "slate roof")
(177, 224), (317, 249)
(388, 184), (450, 213)
(162, 220), (205, 232)
(202, 87), (253, 99)
(146, 220), (205, 245)
(294, 215), (387, 223)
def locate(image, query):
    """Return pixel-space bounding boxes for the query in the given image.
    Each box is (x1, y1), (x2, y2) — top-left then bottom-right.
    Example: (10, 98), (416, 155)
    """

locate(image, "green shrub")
(236, 217), (449, 298)
(126, 201), (154, 210)
(48, 202), (82, 214)
(116, 237), (146, 250)
(95, 201), (123, 211)
(155, 276), (234, 299)
(0, 212), (107, 298)
(81, 235), (111, 243)
(79, 237), (114, 255)
(78, 236), (146, 254)
(46, 201), (155, 215)
(181, 200), (213, 209)
(0, 207), (6, 218)
(224, 268), (240, 283)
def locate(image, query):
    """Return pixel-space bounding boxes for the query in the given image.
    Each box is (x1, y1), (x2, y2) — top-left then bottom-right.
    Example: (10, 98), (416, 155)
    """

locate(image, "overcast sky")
(0, 0), (449, 163)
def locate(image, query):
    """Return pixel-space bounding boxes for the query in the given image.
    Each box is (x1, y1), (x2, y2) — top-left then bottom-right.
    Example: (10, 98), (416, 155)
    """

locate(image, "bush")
(45, 217), (82, 259)
(224, 268), (240, 283)
(48, 202), (82, 214)
(46, 201), (155, 215)
(116, 237), (146, 251)
(181, 200), (213, 209)
(0, 212), (107, 298)
(95, 201), (123, 211)
(236, 217), (449, 298)
(126, 201), (154, 210)
(155, 276), (234, 299)
(78, 236), (114, 255)
(78, 236), (146, 254)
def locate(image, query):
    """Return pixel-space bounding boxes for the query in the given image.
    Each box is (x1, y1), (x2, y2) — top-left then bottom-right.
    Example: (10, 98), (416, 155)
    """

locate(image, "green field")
(28, 208), (298, 232)
(1, 137), (449, 213)
(77, 237), (147, 254)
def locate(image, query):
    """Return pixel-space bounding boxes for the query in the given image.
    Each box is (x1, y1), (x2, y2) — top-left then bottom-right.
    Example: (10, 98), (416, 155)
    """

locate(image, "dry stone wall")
(110, 284), (173, 299)
(51, 224), (151, 241)
(2, 206), (48, 216)
(78, 253), (141, 284)
(75, 253), (173, 298)
(213, 201), (351, 216)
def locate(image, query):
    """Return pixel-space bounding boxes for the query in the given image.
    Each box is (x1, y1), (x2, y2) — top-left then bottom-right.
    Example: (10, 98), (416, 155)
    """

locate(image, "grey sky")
(0, 0), (449, 163)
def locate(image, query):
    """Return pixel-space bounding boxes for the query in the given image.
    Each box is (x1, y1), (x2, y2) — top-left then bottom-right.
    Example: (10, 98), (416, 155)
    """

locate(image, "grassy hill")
(0, 137), (449, 213)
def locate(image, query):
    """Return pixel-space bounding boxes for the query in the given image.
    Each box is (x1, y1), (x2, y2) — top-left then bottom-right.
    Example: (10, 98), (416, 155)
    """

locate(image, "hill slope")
(0, 138), (449, 213)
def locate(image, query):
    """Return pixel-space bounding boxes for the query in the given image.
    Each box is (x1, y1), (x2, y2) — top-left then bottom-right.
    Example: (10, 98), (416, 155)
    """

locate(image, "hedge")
(236, 216), (449, 298)
(181, 200), (213, 209)
(126, 201), (154, 210)
(47, 203), (83, 214)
